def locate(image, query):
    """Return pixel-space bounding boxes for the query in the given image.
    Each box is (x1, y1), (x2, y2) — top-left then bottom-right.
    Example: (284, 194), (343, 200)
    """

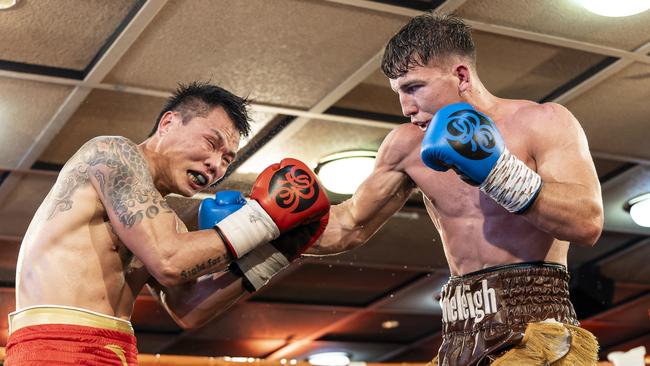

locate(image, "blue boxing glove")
(420, 102), (504, 184)
(421, 102), (542, 213)
(198, 190), (246, 230)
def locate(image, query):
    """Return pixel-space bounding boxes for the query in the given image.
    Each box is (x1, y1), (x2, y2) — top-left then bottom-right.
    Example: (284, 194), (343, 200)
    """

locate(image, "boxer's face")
(157, 107), (240, 197)
(390, 59), (466, 131)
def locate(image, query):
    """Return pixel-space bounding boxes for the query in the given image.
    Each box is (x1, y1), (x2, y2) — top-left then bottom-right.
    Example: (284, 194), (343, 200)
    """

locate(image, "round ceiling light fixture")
(0, 0), (18, 10)
(575, 0), (650, 17)
(626, 193), (650, 227)
(316, 150), (377, 195)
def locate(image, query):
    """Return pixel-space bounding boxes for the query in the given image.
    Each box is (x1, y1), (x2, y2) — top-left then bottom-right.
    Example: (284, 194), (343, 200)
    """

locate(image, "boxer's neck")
(138, 140), (172, 197)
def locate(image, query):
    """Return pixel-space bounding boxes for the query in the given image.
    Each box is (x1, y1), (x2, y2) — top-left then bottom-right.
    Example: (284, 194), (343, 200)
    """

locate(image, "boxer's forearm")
(138, 229), (237, 287)
(521, 181), (603, 246)
(307, 173), (414, 256)
(155, 271), (246, 329)
(306, 201), (367, 255)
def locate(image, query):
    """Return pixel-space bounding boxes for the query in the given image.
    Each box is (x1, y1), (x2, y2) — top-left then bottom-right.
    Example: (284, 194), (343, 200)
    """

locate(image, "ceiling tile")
(331, 209), (446, 269)
(39, 89), (166, 164)
(334, 71), (404, 117)
(473, 31), (606, 101)
(104, 0), (409, 108)
(236, 119), (390, 175)
(378, 271), (448, 315)
(0, 0), (137, 69)
(598, 238), (650, 283)
(320, 311), (442, 343)
(0, 174), (56, 237)
(189, 303), (352, 341)
(581, 293), (650, 348)
(457, 0), (650, 50)
(250, 263), (423, 307)
(599, 165), (650, 235)
(566, 62), (650, 161)
(569, 232), (645, 266)
(0, 240), (19, 283)
(0, 78), (72, 167)
(593, 158), (634, 181)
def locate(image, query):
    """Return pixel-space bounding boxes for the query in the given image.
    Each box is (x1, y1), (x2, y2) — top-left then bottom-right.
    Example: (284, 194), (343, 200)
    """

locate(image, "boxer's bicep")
(521, 104), (603, 244)
(82, 137), (186, 276)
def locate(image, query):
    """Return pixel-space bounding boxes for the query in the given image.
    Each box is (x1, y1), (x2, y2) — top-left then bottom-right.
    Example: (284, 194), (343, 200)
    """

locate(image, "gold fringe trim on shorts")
(492, 321), (599, 366)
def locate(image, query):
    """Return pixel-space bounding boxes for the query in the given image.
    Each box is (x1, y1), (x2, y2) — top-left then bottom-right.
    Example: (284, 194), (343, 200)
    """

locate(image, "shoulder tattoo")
(47, 137), (171, 228)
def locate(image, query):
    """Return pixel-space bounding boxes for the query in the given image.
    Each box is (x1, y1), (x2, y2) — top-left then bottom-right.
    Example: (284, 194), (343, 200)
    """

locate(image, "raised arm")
(521, 103), (603, 246)
(308, 128), (416, 255)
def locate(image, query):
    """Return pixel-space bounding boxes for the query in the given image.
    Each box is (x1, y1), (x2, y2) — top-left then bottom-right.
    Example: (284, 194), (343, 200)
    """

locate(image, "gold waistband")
(8, 306), (134, 335)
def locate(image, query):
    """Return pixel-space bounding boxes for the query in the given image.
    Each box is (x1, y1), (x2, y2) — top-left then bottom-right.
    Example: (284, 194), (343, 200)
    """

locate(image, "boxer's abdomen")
(409, 165), (568, 276)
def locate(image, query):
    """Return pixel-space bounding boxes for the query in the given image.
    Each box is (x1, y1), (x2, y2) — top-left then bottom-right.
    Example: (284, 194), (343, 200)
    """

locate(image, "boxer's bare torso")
(15, 147), (174, 320)
(15, 106), (247, 322)
(394, 99), (566, 275)
(309, 95), (600, 276)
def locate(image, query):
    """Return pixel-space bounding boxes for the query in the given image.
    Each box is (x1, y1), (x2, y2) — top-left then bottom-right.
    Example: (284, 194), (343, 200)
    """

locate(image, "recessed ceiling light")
(381, 320), (400, 329)
(316, 150), (377, 195)
(627, 193), (650, 227)
(308, 352), (351, 366)
(575, 0), (650, 17)
(0, 0), (18, 10)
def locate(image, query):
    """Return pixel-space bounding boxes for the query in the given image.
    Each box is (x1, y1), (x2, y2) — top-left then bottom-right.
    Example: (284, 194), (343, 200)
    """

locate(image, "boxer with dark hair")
(7, 81), (329, 365)
(308, 14), (603, 366)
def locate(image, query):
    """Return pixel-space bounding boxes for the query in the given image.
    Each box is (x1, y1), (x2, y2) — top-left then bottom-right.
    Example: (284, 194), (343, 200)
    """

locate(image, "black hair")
(149, 81), (252, 137)
(381, 13), (475, 79)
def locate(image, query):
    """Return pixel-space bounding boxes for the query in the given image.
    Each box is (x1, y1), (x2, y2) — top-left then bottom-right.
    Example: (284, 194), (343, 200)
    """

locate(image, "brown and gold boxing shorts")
(433, 262), (598, 366)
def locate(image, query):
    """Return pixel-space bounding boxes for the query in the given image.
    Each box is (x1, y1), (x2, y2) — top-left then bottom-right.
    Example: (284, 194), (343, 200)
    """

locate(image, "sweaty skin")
(308, 60), (603, 276)
(15, 107), (246, 323)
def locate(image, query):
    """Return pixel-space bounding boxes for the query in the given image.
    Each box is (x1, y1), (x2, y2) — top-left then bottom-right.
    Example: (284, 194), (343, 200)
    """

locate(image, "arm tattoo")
(47, 136), (171, 228)
(180, 253), (230, 280)
(91, 137), (171, 228)
(46, 164), (91, 219)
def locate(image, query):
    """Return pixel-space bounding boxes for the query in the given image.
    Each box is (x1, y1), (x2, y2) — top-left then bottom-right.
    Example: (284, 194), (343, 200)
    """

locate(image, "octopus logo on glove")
(445, 109), (498, 160)
(268, 165), (319, 213)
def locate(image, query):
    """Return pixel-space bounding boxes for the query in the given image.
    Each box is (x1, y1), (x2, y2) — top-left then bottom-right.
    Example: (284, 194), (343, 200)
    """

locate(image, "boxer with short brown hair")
(307, 13), (603, 366)
(7, 81), (329, 365)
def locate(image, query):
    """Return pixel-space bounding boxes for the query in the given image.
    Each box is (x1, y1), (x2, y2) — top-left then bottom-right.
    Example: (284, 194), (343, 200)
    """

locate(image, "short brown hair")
(381, 13), (475, 79)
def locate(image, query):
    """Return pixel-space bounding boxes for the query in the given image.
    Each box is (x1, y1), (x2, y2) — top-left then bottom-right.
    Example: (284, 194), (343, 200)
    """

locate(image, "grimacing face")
(156, 107), (240, 197)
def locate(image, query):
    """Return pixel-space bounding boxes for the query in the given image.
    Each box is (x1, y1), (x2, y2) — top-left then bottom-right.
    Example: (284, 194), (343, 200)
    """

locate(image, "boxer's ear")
(454, 64), (471, 95)
(157, 111), (176, 136)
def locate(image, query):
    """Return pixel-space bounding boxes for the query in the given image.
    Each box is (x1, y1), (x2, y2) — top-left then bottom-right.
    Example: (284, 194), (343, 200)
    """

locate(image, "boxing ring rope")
(0, 347), (641, 365)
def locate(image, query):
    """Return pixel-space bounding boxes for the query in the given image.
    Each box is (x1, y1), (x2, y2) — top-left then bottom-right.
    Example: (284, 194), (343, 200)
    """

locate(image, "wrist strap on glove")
(215, 200), (280, 258)
(479, 149), (542, 214)
(232, 243), (290, 292)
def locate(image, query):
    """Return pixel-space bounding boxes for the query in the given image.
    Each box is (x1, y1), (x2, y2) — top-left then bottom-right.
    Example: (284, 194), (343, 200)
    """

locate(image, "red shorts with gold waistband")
(4, 306), (138, 366)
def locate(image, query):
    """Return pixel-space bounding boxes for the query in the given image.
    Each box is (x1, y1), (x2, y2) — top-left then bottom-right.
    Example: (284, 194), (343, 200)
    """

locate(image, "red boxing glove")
(214, 158), (329, 259)
(271, 211), (329, 261)
(250, 158), (330, 232)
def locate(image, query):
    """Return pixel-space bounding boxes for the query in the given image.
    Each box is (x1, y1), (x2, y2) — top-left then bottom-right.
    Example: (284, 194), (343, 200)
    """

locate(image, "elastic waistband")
(451, 261), (567, 280)
(8, 306), (133, 335)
